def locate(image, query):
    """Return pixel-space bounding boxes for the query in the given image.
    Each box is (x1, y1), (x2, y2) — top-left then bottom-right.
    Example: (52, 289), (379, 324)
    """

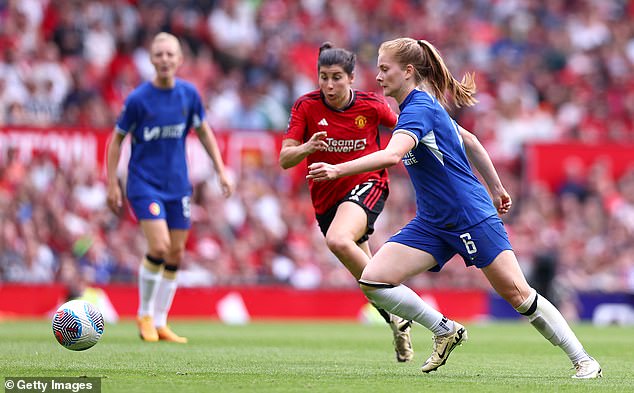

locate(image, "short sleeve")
(392, 101), (434, 146)
(190, 88), (206, 129)
(115, 95), (139, 135)
(284, 100), (308, 142)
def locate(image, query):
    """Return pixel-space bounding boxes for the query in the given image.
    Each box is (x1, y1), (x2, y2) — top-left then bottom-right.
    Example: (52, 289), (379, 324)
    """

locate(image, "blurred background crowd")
(1, 0), (634, 319)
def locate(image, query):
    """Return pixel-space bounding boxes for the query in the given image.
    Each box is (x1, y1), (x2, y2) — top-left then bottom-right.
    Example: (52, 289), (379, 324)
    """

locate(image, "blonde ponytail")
(379, 38), (477, 108)
(417, 40), (477, 108)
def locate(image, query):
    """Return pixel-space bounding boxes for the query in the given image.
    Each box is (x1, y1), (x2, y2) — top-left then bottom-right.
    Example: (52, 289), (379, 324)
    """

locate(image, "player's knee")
(149, 244), (170, 260)
(324, 233), (354, 256)
(499, 284), (535, 309)
(513, 287), (538, 315)
(146, 233), (170, 256)
(167, 245), (185, 265)
(359, 265), (396, 286)
(501, 291), (524, 309)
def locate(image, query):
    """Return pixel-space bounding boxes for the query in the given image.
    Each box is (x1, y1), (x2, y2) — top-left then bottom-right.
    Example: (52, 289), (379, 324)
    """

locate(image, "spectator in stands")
(51, 3), (85, 59)
(207, 0), (259, 72)
(557, 156), (589, 201)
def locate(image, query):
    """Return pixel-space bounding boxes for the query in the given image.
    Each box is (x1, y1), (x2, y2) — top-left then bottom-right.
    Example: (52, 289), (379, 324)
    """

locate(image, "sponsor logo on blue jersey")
(143, 123), (187, 141)
(402, 151), (418, 166)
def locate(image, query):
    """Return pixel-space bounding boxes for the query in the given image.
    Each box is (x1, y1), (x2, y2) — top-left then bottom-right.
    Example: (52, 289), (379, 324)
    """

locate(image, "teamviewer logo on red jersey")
(324, 138), (367, 152)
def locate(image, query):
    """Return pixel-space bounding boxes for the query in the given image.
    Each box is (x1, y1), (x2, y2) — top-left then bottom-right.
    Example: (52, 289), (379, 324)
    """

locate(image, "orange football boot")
(137, 315), (159, 342)
(157, 326), (188, 343)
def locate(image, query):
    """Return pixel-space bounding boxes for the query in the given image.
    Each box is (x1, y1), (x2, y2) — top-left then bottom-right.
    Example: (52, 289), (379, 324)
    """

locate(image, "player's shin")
(138, 254), (164, 317)
(515, 289), (589, 364)
(154, 264), (178, 328)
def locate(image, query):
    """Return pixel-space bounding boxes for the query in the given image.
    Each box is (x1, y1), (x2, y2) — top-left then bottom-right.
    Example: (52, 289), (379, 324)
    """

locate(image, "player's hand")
(218, 173), (233, 198)
(305, 131), (328, 154)
(306, 162), (340, 181)
(493, 189), (512, 215)
(106, 182), (123, 215)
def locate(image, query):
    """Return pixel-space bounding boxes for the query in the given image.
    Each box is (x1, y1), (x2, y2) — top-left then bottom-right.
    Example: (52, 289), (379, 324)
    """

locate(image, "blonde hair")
(379, 38), (477, 108)
(151, 32), (182, 56)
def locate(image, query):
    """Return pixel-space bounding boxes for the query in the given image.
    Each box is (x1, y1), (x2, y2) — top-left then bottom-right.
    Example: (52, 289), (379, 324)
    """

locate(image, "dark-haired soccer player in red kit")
(279, 42), (414, 362)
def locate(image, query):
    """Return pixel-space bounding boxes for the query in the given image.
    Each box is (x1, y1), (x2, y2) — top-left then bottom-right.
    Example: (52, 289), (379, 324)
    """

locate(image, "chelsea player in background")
(106, 32), (232, 343)
(307, 37), (601, 379)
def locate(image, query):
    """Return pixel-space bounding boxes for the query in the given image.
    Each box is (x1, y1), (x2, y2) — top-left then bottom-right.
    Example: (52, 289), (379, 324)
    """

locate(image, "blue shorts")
(388, 215), (512, 272)
(128, 195), (192, 230)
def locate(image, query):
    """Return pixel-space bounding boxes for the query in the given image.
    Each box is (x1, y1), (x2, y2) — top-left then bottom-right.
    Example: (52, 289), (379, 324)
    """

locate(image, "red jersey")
(285, 89), (398, 214)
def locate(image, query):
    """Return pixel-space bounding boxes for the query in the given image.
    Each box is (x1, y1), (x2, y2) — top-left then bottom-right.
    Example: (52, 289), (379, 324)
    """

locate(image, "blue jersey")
(394, 89), (497, 230)
(115, 79), (205, 200)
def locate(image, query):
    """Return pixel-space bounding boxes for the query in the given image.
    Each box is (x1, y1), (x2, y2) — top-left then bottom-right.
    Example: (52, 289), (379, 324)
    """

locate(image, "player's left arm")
(459, 125), (511, 215)
(195, 121), (233, 197)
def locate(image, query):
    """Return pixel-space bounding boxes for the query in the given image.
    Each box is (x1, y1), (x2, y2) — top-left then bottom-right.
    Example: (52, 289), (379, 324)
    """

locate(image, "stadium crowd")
(1, 0), (634, 317)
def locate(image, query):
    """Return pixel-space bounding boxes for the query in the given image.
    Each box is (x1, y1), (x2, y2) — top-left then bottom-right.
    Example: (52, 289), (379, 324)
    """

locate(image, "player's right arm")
(279, 132), (329, 169)
(106, 131), (126, 215)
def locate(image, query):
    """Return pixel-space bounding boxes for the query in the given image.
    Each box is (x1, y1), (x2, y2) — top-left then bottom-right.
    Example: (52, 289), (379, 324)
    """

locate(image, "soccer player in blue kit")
(106, 32), (232, 343)
(307, 38), (602, 378)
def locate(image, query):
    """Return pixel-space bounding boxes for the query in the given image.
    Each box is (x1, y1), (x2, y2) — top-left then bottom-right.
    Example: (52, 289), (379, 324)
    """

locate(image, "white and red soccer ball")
(52, 300), (104, 351)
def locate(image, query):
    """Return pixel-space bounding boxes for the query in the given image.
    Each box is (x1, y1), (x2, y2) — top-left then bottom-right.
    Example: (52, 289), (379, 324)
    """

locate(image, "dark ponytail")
(317, 42), (356, 75)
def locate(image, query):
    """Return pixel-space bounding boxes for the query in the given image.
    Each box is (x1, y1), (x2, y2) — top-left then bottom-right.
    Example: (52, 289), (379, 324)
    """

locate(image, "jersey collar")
(321, 89), (356, 112)
(398, 89), (419, 112)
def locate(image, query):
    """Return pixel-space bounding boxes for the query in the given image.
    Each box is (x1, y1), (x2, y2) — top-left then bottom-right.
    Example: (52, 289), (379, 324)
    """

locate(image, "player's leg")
(357, 240), (414, 363)
(324, 201), (373, 279)
(325, 198), (413, 362)
(137, 218), (171, 342)
(153, 197), (192, 343)
(359, 241), (467, 372)
(320, 180), (389, 279)
(153, 228), (188, 343)
(482, 250), (601, 378)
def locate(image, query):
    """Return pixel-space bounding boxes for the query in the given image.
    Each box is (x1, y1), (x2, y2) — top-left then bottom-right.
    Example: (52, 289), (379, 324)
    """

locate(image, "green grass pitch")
(0, 319), (631, 392)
